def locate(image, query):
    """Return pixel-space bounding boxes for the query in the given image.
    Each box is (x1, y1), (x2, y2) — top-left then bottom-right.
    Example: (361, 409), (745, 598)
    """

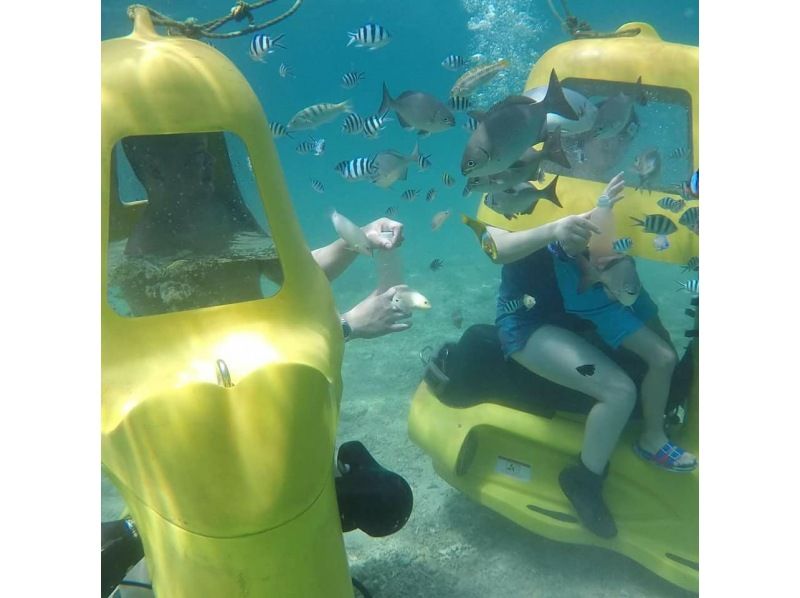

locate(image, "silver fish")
(523, 85), (598, 137)
(371, 143), (421, 189)
(287, 100), (353, 131)
(484, 177), (562, 220)
(462, 127), (570, 196)
(589, 77), (647, 140)
(379, 83), (455, 135)
(461, 70), (578, 177)
(451, 59), (510, 97)
(632, 148), (661, 192)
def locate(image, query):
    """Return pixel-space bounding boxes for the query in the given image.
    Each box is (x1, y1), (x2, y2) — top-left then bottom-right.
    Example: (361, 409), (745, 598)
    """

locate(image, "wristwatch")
(341, 317), (352, 342)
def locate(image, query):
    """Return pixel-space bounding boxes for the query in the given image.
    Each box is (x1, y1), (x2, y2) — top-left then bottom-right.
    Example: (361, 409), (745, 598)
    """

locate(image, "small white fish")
(653, 235), (670, 252)
(331, 210), (372, 256)
(279, 63), (294, 78)
(392, 288), (431, 311)
(431, 210), (451, 231)
(498, 294), (536, 315)
(313, 138), (326, 156)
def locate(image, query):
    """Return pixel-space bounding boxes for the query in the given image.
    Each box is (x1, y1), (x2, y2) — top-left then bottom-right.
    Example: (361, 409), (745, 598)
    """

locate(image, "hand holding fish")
(553, 215), (601, 257)
(362, 217), (405, 249)
(342, 284), (413, 339)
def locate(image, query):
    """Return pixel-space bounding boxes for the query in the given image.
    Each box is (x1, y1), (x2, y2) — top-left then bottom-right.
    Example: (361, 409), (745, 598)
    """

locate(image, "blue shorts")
(551, 253), (657, 349)
(497, 311), (589, 359)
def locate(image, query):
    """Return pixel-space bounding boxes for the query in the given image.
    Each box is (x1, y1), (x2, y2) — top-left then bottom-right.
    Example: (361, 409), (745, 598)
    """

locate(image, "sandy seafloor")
(102, 243), (696, 598)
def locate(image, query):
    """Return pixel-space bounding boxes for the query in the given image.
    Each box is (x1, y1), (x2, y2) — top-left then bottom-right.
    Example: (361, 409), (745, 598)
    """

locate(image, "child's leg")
(620, 322), (696, 468)
(512, 325), (637, 474)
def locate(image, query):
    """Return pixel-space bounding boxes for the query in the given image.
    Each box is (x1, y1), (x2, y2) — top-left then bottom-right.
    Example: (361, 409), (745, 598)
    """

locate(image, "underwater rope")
(545, 0), (640, 39)
(126, 0), (303, 40)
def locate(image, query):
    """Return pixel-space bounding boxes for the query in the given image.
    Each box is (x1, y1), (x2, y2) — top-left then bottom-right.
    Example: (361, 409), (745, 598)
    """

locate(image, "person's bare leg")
(512, 325), (637, 474)
(621, 323), (696, 467)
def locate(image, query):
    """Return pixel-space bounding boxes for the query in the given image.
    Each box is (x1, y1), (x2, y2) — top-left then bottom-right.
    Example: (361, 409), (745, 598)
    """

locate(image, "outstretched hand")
(600, 171), (626, 207)
(342, 284), (413, 340)
(362, 218), (405, 250)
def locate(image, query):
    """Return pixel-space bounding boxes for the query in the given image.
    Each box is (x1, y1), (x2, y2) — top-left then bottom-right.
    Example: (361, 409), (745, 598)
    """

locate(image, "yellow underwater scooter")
(408, 23), (699, 592)
(101, 8), (355, 597)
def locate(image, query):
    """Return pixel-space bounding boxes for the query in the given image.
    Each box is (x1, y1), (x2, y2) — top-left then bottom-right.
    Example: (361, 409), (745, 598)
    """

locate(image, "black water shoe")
(559, 459), (617, 539)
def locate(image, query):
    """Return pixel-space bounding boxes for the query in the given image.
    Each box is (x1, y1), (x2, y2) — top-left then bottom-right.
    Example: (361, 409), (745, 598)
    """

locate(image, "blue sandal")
(633, 441), (697, 472)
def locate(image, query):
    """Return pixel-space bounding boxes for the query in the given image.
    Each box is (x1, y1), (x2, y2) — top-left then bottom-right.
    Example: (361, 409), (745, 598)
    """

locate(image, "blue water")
(102, 2), (699, 596)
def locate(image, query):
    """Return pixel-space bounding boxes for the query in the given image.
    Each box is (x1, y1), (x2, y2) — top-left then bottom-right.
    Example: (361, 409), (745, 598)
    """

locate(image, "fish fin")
(396, 112), (414, 130)
(495, 95), (537, 107)
(399, 167), (409, 181)
(417, 130), (430, 138)
(379, 82), (394, 116)
(341, 99), (355, 114)
(537, 175), (562, 208)
(629, 216), (645, 227)
(410, 142), (421, 164)
(467, 109), (487, 122)
(462, 185), (472, 197)
(634, 76), (647, 106)
(542, 126), (571, 169)
(346, 33), (357, 47)
(542, 69), (579, 121)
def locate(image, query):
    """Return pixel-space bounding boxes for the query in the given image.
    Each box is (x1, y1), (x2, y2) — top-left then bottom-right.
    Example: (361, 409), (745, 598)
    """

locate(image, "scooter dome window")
(107, 131), (282, 317)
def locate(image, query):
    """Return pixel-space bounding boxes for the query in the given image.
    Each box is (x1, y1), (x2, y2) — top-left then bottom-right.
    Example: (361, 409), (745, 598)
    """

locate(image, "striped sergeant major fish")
(679, 206), (699, 234)
(335, 157), (378, 181)
(463, 116), (479, 131)
(249, 34), (286, 62)
(310, 179), (325, 193)
(341, 113), (364, 134)
(279, 63), (294, 78)
(401, 189), (419, 201)
(657, 197), (686, 213)
(418, 153), (432, 171)
(676, 279), (699, 294)
(425, 188), (437, 202)
(498, 294), (536, 315)
(441, 53), (483, 71)
(682, 256), (699, 272)
(362, 113), (391, 138)
(442, 172), (455, 187)
(449, 96), (472, 111)
(669, 146), (690, 159)
(295, 138), (318, 154)
(612, 237), (633, 253)
(630, 214), (678, 235)
(347, 23), (391, 49)
(269, 122), (293, 139)
(341, 71), (366, 89)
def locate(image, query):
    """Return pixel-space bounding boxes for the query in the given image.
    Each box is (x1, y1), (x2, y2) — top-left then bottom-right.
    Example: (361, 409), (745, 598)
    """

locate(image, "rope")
(127, 0), (303, 40)
(545, 0), (639, 40)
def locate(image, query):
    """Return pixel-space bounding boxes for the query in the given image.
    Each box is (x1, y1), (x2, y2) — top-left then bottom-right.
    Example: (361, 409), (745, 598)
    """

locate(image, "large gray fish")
(589, 77), (647, 140)
(483, 176), (562, 220)
(371, 143), (421, 188)
(461, 69), (578, 177)
(632, 148), (661, 192)
(577, 253), (641, 307)
(463, 127), (570, 196)
(523, 86), (598, 136)
(378, 83), (455, 136)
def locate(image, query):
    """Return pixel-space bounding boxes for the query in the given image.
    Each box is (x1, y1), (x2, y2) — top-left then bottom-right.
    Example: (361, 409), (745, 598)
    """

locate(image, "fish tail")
(341, 99), (355, 114)
(379, 82), (393, 116)
(410, 142), (421, 164)
(629, 216), (644, 227)
(346, 32), (357, 47)
(540, 175), (562, 208)
(542, 69), (579, 121)
(634, 76), (647, 106)
(273, 34), (287, 49)
(543, 126), (571, 169)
